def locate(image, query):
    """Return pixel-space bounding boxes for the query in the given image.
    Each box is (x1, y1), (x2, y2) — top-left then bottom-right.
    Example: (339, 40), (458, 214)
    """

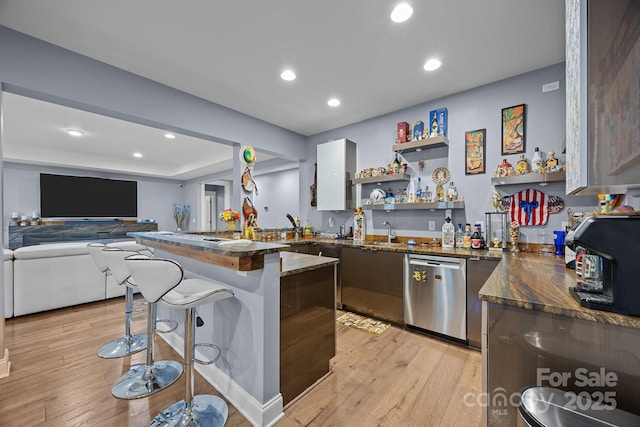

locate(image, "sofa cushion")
(3, 248), (13, 261)
(13, 242), (91, 259)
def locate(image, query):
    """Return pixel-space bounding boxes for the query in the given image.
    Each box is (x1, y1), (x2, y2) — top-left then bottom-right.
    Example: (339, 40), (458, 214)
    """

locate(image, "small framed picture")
(501, 104), (526, 155)
(465, 129), (486, 175)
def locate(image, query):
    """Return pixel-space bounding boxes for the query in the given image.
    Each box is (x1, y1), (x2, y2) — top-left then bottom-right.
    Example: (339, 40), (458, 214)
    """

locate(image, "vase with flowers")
(220, 208), (240, 231)
(172, 203), (190, 231)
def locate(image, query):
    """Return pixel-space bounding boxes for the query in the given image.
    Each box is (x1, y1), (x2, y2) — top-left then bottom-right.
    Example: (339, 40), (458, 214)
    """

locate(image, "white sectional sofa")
(10, 240), (148, 317)
(4, 249), (13, 318)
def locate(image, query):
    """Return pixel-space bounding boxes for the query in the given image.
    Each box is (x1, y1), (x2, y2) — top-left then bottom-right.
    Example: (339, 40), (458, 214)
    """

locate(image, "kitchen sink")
(365, 241), (405, 248)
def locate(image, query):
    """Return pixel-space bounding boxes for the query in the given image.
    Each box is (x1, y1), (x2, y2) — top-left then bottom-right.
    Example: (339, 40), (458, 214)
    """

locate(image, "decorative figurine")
(430, 116), (439, 137)
(495, 158), (513, 177)
(516, 154), (530, 175)
(353, 207), (365, 243)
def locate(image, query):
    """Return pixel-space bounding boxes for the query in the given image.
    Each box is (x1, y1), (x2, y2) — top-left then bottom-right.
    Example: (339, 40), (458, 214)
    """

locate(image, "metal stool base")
(97, 334), (147, 359)
(112, 360), (183, 400)
(150, 395), (229, 427)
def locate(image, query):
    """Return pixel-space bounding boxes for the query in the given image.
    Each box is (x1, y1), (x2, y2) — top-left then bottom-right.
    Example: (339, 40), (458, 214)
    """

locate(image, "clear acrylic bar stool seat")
(125, 254), (234, 427)
(102, 247), (183, 400)
(88, 243), (147, 358)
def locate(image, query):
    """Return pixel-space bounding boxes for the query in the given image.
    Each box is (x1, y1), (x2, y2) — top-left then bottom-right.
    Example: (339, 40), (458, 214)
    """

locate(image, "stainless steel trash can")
(518, 386), (640, 427)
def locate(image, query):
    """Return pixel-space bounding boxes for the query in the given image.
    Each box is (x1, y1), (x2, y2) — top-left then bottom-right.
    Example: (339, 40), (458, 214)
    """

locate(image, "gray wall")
(0, 25), (307, 235)
(253, 168), (300, 229)
(302, 63), (598, 240)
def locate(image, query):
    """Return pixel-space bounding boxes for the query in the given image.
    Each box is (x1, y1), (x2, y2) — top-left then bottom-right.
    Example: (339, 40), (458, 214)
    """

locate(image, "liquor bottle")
(516, 154), (530, 174)
(392, 154), (401, 174)
(531, 147), (544, 173)
(476, 223), (486, 249)
(455, 224), (464, 248)
(416, 177), (423, 199)
(447, 181), (458, 201)
(462, 224), (472, 249)
(304, 220), (313, 239)
(442, 217), (455, 248)
(424, 185), (432, 202)
(471, 226), (482, 249)
(546, 150), (558, 170)
(385, 187), (395, 204)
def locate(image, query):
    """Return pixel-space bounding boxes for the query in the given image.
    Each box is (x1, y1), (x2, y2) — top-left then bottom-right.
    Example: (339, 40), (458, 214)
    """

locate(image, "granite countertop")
(276, 237), (504, 260)
(128, 231), (288, 256)
(280, 251), (338, 277)
(479, 251), (640, 330)
(133, 232), (640, 328)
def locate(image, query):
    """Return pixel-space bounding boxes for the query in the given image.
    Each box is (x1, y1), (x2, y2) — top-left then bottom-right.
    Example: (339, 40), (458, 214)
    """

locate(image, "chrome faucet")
(382, 221), (392, 243)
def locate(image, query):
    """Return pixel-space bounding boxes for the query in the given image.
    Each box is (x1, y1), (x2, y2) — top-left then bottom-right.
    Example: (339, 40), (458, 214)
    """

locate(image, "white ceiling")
(0, 0), (566, 177)
(1, 92), (254, 180)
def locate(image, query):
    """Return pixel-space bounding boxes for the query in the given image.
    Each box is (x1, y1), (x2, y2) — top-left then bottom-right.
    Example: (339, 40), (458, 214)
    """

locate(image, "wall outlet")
(428, 220), (436, 231)
(542, 81), (560, 93)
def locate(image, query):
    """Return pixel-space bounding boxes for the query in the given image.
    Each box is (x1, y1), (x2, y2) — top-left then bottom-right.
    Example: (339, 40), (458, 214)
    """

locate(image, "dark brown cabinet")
(317, 244), (342, 309)
(466, 257), (499, 349)
(341, 246), (403, 324)
(284, 242), (319, 255)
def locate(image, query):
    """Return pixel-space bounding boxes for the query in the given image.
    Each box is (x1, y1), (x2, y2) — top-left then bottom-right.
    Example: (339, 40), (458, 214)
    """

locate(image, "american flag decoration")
(509, 188), (550, 226)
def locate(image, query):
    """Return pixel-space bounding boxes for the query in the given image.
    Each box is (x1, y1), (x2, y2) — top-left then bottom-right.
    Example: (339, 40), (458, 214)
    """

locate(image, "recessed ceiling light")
(133, 152), (143, 158)
(164, 133), (176, 139)
(423, 58), (442, 71)
(327, 98), (341, 107)
(391, 3), (413, 23)
(280, 70), (296, 81)
(66, 129), (84, 137)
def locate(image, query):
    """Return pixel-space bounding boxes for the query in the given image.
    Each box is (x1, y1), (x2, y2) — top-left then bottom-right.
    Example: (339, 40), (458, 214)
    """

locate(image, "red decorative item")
(397, 122), (409, 143)
(509, 188), (549, 226)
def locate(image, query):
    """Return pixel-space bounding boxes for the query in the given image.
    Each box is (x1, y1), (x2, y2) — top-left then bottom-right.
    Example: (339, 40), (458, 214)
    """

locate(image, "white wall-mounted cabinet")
(316, 139), (356, 211)
(565, 0), (640, 195)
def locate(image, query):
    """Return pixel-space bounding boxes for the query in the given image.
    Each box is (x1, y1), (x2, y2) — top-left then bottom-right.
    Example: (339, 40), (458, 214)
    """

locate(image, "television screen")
(40, 173), (138, 218)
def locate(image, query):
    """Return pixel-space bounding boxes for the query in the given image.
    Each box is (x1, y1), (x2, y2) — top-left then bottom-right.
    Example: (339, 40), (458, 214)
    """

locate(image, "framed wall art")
(465, 128), (486, 175)
(501, 104), (526, 155)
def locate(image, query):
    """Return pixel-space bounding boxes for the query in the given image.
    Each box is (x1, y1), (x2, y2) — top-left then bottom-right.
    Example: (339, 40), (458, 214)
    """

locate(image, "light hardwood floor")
(0, 298), (481, 426)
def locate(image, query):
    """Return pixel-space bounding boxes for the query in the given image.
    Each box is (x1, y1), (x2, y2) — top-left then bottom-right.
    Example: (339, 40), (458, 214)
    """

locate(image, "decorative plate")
(432, 167), (451, 185)
(240, 145), (256, 166)
(242, 167), (258, 194)
(369, 188), (386, 203)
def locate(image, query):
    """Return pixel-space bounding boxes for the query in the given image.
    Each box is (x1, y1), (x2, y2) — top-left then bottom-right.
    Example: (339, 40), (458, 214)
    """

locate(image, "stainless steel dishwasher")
(404, 254), (467, 341)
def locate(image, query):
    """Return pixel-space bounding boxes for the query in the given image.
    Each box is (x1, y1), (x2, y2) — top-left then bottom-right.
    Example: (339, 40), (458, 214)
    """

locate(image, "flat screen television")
(40, 173), (138, 218)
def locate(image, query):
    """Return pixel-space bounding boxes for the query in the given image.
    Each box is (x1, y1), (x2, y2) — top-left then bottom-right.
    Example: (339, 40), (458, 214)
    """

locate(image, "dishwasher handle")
(409, 259), (462, 270)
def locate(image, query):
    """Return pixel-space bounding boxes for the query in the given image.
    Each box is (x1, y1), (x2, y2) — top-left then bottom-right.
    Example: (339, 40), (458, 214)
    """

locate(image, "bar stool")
(125, 254), (234, 427)
(88, 243), (147, 358)
(102, 247), (183, 400)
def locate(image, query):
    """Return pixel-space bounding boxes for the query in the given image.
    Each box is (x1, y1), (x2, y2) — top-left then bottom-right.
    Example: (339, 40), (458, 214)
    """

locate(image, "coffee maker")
(565, 215), (640, 316)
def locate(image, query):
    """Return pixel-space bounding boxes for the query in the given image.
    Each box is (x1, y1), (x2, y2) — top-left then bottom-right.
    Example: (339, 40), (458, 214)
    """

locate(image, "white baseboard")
(159, 331), (284, 427)
(0, 348), (10, 379)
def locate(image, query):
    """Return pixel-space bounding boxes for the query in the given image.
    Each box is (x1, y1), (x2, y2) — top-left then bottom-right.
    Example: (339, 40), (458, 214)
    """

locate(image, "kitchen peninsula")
(479, 252), (640, 426)
(127, 231), (338, 426)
